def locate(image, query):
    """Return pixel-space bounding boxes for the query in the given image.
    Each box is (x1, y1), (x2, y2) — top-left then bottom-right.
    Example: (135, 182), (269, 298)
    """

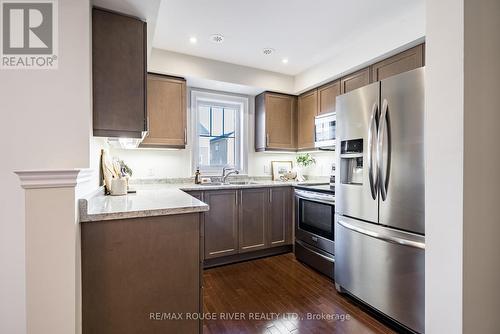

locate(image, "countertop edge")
(78, 181), (324, 223)
(79, 200), (209, 223)
(178, 182), (295, 191)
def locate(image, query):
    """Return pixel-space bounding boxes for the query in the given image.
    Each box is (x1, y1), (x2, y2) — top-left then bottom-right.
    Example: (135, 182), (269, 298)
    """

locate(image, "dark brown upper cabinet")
(297, 89), (318, 150)
(318, 80), (341, 115)
(340, 67), (371, 94)
(255, 92), (297, 152)
(371, 44), (424, 82)
(92, 8), (147, 138)
(140, 74), (187, 148)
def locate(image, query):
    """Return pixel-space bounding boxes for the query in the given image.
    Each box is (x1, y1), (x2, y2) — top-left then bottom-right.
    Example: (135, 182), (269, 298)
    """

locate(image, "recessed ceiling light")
(282, 58), (289, 64)
(262, 48), (275, 55)
(189, 36), (197, 44)
(210, 34), (224, 44)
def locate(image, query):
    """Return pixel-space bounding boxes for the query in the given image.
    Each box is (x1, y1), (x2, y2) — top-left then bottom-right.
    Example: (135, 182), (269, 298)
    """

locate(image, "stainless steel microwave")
(314, 112), (336, 150)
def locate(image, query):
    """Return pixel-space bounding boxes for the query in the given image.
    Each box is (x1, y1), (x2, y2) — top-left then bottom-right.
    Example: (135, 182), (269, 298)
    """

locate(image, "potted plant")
(295, 153), (316, 182)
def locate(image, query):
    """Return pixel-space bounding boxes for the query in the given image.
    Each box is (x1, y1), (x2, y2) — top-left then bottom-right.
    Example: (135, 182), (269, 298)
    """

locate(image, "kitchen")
(3, 1), (500, 334)
(80, 2), (425, 332)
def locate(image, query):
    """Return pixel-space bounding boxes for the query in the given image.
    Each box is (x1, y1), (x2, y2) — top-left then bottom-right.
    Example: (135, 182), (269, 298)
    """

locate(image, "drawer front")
(335, 216), (424, 333)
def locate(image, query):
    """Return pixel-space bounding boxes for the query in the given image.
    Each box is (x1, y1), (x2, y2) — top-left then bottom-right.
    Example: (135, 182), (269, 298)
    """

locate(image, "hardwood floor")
(203, 253), (396, 334)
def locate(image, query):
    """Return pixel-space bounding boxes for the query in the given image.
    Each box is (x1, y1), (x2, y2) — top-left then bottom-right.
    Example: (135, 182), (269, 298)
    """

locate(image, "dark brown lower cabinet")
(239, 188), (269, 253)
(189, 187), (293, 264)
(81, 213), (202, 334)
(269, 187), (293, 247)
(203, 190), (239, 259)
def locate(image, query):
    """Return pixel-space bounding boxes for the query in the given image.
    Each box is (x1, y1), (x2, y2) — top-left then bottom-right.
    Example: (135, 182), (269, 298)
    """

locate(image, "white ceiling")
(153, 0), (425, 75)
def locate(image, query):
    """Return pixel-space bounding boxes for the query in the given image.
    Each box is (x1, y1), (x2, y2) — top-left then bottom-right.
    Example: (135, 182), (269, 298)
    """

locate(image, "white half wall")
(425, 0), (464, 333)
(0, 1), (93, 333)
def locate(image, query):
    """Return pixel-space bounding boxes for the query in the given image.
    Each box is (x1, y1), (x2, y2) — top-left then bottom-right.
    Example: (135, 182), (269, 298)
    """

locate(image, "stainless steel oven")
(314, 112), (336, 150)
(294, 187), (335, 279)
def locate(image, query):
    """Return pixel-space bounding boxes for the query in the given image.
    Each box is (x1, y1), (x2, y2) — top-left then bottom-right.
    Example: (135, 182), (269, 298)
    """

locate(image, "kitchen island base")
(81, 213), (203, 334)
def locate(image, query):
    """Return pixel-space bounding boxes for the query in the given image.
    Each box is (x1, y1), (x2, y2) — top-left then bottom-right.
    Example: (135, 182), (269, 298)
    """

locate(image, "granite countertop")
(79, 179), (327, 223)
(79, 187), (209, 222)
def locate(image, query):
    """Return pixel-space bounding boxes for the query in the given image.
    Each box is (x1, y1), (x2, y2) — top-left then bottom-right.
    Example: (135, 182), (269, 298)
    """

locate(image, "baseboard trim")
(204, 245), (292, 268)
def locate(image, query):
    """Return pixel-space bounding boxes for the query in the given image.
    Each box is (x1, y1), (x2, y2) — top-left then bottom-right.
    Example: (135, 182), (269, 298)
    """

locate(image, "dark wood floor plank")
(203, 253), (395, 334)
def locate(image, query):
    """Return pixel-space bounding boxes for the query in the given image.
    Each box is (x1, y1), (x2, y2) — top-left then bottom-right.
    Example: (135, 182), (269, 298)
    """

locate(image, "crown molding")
(15, 169), (96, 189)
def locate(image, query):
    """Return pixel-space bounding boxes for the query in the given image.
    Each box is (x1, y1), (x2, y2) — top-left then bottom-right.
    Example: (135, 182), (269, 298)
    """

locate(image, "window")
(191, 90), (247, 174)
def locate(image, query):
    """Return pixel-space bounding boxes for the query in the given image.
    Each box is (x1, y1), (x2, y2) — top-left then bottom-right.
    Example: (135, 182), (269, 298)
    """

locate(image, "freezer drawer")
(335, 215), (424, 333)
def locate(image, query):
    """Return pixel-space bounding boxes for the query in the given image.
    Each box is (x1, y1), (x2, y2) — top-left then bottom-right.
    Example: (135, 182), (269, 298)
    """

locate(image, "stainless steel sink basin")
(199, 181), (257, 186)
(227, 181), (257, 185)
(199, 182), (223, 186)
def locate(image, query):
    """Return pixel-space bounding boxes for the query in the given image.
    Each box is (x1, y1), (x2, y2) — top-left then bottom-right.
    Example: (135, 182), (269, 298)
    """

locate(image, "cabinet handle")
(240, 191), (243, 206)
(266, 133), (269, 147)
(184, 128), (187, 145)
(269, 189), (272, 203)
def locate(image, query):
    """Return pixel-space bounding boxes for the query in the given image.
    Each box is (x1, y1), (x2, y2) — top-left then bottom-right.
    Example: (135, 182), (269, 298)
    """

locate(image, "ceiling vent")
(262, 48), (275, 55)
(210, 34), (224, 44)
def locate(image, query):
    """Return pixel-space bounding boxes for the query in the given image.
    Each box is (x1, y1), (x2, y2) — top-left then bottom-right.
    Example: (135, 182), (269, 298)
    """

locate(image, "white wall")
(295, 8), (425, 93)
(425, 0), (464, 333)
(108, 87), (334, 180)
(0, 1), (92, 333)
(110, 147), (334, 180)
(149, 48), (295, 94)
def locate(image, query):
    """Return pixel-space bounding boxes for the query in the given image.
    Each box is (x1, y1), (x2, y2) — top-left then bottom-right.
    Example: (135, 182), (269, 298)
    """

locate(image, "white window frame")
(191, 89), (248, 175)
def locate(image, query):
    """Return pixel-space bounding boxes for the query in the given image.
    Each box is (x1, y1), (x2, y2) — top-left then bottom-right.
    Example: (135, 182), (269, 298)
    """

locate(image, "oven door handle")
(295, 194), (335, 206)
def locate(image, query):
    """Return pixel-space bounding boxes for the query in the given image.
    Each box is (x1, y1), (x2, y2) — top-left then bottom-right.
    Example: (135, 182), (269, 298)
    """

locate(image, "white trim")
(15, 169), (95, 189)
(190, 89), (249, 175)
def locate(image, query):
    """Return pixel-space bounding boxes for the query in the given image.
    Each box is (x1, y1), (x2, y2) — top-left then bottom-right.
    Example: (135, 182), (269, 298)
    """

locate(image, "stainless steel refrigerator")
(335, 67), (425, 333)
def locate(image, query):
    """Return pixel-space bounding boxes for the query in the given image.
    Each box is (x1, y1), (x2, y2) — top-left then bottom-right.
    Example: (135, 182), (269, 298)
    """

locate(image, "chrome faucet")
(222, 167), (239, 184)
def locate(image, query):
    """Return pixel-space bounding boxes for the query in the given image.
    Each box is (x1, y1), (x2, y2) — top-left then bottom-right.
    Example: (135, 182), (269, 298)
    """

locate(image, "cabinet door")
(298, 89), (318, 149)
(268, 187), (292, 247)
(204, 190), (238, 259)
(340, 67), (371, 94)
(141, 74), (187, 148)
(92, 8), (146, 138)
(265, 93), (297, 150)
(318, 80), (341, 115)
(239, 189), (269, 253)
(371, 44), (424, 82)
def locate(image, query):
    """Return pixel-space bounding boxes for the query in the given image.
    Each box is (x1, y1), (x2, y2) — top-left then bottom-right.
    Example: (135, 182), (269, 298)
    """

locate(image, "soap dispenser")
(194, 167), (201, 184)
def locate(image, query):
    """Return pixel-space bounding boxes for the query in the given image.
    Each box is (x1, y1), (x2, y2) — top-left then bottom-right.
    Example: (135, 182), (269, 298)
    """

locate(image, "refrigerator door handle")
(337, 219), (425, 250)
(378, 98), (390, 201)
(368, 102), (378, 200)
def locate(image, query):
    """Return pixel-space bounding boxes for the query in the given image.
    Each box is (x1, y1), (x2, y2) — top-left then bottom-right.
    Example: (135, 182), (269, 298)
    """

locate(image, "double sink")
(199, 180), (259, 186)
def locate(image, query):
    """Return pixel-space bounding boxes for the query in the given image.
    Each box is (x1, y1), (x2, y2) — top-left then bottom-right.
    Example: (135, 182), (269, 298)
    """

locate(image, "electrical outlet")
(147, 168), (154, 177)
(264, 165), (270, 174)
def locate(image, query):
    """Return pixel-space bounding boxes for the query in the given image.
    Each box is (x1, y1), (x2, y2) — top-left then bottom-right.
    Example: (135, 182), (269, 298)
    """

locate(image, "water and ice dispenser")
(339, 139), (363, 185)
